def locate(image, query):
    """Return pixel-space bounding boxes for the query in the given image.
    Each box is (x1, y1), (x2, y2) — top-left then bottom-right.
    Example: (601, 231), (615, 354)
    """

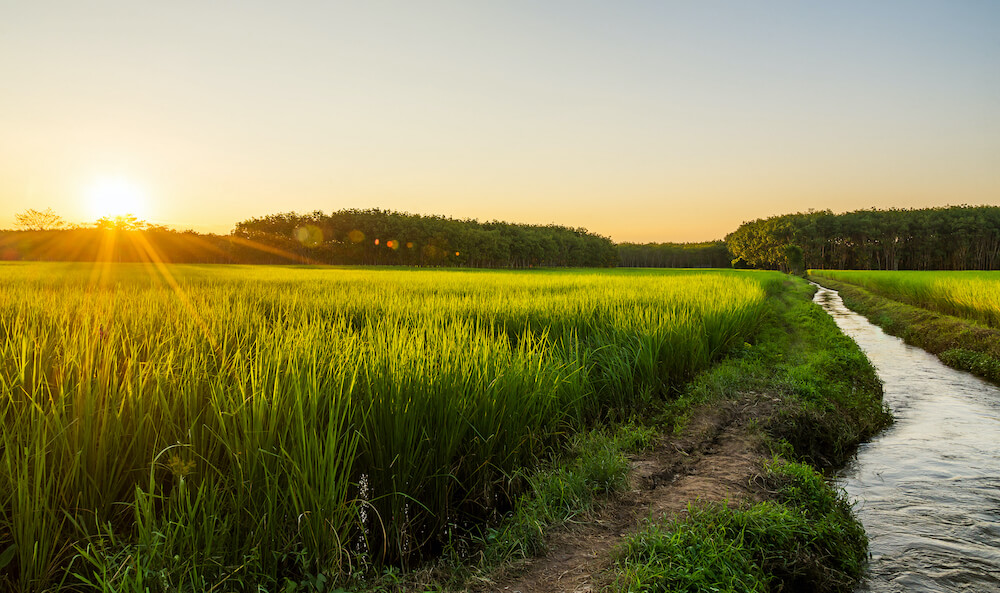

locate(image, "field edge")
(810, 274), (1000, 386)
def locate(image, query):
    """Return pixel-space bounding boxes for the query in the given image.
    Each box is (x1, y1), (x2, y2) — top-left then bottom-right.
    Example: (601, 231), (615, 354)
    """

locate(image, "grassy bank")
(668, 276), (891, 468)
(614, 461), (867, 593)
(607, 276), (891, 593)
(810, 272), (1000, 384)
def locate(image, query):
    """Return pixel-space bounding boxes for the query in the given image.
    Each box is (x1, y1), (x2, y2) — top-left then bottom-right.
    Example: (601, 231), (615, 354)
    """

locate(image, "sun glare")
(85, 177), (149, 221)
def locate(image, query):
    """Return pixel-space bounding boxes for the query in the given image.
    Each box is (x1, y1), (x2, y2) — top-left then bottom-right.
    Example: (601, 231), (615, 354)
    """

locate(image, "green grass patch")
(939, 348), (1000, 383)
(476, 422), (655, 567)
(614, 461), (867, 593)
(603, 277), (887, 593)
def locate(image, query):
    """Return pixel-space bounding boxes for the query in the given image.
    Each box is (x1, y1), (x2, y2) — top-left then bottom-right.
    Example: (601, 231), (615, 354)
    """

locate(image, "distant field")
(809, 270), (1000, 329)
(0, 263), (780, 590)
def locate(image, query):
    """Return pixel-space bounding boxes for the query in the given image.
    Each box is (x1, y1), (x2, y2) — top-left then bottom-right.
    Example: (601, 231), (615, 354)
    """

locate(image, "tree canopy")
(14, 208), (64, 231)
(95, 213), (148, 231)
(230, 209), (618, 267)
(726, 206), (1000, 271)
(618, 241), (731, 268)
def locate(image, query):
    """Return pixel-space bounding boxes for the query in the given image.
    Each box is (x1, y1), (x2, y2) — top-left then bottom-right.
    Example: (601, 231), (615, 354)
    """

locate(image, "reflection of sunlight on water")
(812, 284), (1000, 592)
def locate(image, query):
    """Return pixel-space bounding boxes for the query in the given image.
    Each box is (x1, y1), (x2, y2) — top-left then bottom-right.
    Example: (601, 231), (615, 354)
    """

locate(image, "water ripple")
(813, 284), (1000, 593)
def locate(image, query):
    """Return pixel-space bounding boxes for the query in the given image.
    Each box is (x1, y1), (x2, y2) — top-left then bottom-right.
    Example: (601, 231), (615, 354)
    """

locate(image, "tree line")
(0, 227), (234, 264)
(617, 241), (732, 268)
(11, 205), (998, 271)
(726, 206), (1000, 271)
(1, 208), (618, 268)
(232, 209), (617, 267)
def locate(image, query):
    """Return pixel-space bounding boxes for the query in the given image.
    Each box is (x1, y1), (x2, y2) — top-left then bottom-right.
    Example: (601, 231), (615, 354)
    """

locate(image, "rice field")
(810, 270), (1000, 329)
(0, 263), (781, 591)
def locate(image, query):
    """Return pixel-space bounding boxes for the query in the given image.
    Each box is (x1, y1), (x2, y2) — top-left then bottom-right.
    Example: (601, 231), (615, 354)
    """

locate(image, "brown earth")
(479, 396), (778, 593)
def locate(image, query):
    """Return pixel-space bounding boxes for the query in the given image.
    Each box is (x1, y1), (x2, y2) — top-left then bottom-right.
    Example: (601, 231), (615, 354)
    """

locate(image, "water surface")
(812, 284), (1000, 592)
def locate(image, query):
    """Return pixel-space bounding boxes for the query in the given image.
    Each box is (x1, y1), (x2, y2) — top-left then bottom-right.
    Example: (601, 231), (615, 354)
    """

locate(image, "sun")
(84, 176), (150, 221)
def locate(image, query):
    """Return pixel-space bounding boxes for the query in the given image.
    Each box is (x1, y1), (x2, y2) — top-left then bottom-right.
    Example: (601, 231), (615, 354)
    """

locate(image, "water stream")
(812, 283), (1000, 592)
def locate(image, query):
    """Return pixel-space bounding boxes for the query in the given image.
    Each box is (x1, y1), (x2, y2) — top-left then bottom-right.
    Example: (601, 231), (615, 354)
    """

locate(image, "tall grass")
(0, 264), (780, 591)
(810, 270), (1000, 329)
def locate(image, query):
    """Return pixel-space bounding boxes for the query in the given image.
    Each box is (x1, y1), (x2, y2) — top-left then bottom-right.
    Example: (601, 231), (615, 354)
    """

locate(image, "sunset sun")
(84, 177), (149, 221)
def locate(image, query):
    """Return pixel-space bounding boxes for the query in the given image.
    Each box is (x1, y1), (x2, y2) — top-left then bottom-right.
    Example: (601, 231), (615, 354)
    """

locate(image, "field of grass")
(809, 270), (1000, 329)
(0, 263), (781, 592)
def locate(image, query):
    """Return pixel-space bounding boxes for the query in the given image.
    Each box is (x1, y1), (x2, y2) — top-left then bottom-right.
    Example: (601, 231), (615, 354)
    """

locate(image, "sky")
(2, 1), (998, 242)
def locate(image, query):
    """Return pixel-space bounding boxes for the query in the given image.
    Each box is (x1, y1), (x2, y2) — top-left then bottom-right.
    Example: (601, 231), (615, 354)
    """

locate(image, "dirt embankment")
(484, 397), (777, 593)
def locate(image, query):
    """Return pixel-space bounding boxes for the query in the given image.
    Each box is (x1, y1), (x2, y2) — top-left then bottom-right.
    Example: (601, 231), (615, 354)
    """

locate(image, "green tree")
(783, 244), (805, 276)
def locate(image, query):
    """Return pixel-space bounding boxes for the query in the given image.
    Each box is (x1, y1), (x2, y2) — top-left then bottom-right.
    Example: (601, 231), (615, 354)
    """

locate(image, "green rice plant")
(0, 263), (779, 591)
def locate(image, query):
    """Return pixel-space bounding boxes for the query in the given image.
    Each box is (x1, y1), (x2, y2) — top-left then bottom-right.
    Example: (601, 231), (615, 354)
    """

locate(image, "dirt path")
(482, 398), (772, 593)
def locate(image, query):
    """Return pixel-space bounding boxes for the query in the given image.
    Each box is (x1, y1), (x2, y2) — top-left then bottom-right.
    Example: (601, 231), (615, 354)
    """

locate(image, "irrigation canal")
(812, 283), (1000, 592)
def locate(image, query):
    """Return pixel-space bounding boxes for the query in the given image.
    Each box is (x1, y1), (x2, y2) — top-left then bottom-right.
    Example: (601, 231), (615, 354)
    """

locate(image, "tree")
(95, 213), (147, 231)
(783, 244), (805, 276)
(14, 207), (64, 230)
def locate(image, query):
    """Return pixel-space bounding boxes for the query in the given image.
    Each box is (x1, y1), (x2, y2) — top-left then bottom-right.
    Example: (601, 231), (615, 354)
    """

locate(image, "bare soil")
(480, 397), (777, 593)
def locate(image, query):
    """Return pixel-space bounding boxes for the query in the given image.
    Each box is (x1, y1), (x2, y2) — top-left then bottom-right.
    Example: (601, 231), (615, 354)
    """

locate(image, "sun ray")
(227, 235), (324, 265)
(129, 231), (220, 357)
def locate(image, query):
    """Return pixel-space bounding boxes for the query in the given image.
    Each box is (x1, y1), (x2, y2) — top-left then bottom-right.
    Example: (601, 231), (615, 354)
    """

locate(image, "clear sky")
(2, 1), (998, 242)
